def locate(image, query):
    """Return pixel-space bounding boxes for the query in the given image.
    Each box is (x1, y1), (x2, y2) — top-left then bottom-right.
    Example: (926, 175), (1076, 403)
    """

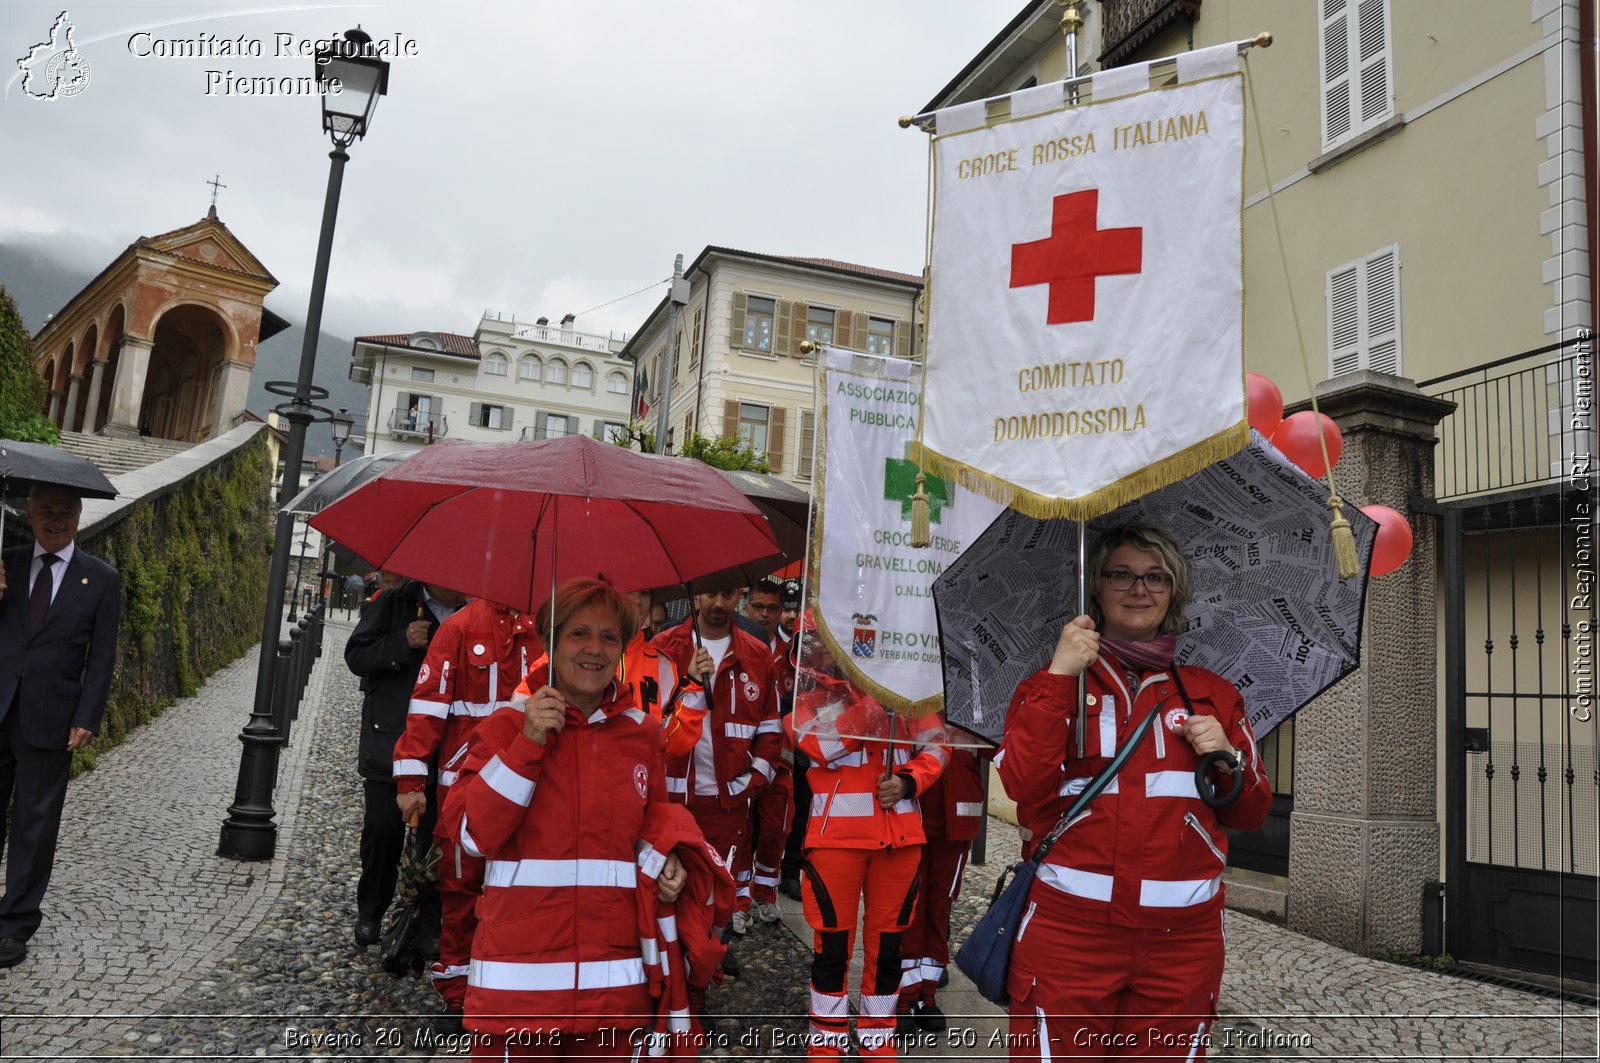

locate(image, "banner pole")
(1076, 518), (1088, 759)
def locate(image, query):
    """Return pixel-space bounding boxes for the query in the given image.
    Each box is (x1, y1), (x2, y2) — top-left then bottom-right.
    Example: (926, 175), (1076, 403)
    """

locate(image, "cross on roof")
(206, 174), (227, 210)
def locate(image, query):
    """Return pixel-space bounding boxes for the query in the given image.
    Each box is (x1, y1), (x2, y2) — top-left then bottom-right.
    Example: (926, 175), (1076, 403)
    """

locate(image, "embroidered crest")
(1164, 706), (1192, 736)
(742, 680), (760, 703)
(417, 663), (431, 684)
(633, 763), (649, 799)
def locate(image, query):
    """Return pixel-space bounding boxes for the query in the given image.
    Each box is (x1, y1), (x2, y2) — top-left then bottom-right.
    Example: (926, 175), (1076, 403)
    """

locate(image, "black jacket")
(0, 544), (121, 749)
(345, 580), (438, 781)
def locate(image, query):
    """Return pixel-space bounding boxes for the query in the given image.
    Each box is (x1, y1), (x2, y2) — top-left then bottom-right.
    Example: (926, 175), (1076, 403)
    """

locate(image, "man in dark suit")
(0, 484), (121, 968)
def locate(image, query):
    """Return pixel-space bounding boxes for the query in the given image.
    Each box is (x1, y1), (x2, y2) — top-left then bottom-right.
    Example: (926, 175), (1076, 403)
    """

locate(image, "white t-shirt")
(692, 634), (733, 796)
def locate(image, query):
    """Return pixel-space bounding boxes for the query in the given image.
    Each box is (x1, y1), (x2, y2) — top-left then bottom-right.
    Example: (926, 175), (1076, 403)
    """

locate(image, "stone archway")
(140, 303), (231, 442)
(67, 323), (97, 432)
(90, 304), (126, 435)
(51, 343), (74, 424)
(40, 357), (57, 416)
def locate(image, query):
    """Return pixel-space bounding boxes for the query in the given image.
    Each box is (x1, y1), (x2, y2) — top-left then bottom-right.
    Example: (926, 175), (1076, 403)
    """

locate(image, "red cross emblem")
(1010, 190), (1143, 324)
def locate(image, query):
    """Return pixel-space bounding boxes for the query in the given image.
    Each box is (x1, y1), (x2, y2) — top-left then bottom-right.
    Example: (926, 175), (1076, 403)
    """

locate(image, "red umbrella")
(308, 436), (781, 611)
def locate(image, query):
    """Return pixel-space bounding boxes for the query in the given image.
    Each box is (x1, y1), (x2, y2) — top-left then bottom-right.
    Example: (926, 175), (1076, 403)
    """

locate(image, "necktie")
(30, 554), (59, 633)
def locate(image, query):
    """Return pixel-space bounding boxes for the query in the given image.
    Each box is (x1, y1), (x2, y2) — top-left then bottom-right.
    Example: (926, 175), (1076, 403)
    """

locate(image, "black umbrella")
(282, 451), (409, 516)
(0, 439), (118, 543)
(661, 469), (808, 594)
(934, 432), (1377, 745)
(380, 823), (439, 977)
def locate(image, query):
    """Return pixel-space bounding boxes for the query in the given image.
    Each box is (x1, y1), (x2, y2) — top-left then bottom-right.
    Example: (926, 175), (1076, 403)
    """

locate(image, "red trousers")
(801, 845), (922, 1061)
(1006, 891), (1225, 1061)
(433, 816), (485, 1009)
(898, 836), (970, 1007)
(687, 794), (752, 911)
(750, 766), (793, 904)
(471, 1028), (644, 1060)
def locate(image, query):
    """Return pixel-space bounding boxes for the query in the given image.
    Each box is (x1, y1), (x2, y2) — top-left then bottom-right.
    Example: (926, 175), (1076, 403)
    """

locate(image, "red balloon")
(1245, 372), (1284, 437)
(1361, 504), (1414, 577)
(1270, 411), (1343, 478)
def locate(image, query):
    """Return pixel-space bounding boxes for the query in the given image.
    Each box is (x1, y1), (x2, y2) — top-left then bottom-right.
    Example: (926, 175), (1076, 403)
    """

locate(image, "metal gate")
(1428, 341), (1598, 983)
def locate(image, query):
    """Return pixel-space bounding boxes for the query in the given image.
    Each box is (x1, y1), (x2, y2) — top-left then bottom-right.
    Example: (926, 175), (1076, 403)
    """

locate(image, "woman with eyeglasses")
(996, 523), (1273, 1060)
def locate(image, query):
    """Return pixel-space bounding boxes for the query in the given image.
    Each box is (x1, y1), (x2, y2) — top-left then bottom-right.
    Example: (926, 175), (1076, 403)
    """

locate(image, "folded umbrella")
(934, 432), (1377, 745)
(308, 436), (781, 610)
(381, 822), (440, 978)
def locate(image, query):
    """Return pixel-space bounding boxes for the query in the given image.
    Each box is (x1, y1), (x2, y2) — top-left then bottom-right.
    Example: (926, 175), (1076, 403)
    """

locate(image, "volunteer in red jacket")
(998, 524), (1272, 1060)
(742, 579), (795, 924)
(393, 598), (542, 1023)
(897, 745), (986, 1033)
(450, 578), (688, 1061)
(788, 633), (948, 1062)
(653, 587), (783, 934)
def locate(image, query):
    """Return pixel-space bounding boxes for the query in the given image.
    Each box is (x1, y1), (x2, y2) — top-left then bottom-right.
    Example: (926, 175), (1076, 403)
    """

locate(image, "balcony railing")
(387, 409), (448, 440)
(1420, 340), (1590, 502)
(519, 425), (574, 442)
(511, 322), (615, 353)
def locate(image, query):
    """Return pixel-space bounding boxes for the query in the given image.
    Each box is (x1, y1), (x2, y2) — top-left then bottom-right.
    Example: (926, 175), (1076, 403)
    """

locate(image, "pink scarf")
(1101, 632), (1179, 684)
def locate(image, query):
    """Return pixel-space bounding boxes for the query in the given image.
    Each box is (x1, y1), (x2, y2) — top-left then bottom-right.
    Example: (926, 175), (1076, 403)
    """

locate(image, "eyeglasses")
(1100, 569), (1174, 593)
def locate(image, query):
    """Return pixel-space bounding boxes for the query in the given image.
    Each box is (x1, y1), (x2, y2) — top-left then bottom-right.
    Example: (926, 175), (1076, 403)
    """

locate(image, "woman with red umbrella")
(447, 579), (689, 1060)
(997, 523), (1272, 1060)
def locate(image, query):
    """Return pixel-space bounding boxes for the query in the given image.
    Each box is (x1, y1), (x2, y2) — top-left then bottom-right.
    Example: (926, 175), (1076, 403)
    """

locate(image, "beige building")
(924, 0), (1596, 981)
(620, 247), (922, 486)
(349, 312), (634, 456)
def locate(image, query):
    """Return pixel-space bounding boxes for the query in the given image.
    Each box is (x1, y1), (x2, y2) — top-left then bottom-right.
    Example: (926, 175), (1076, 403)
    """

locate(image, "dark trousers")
(782, 749), (812, 880)
(358, 777), (440, 931)
(0, 704), (73, 941)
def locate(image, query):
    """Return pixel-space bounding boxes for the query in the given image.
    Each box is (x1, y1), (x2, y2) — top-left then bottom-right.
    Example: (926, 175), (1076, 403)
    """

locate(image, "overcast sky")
(1, 1), (1006, 343)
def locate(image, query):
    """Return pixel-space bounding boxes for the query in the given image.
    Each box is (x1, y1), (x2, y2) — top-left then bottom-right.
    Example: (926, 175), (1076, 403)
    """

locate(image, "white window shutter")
(1355, 0), (1393, 128)
(1328, 264), (1362, 377)
(1320, 0), (1354, 147)
(469, 401), (482, 427)
(1363, 246), (1400, 375)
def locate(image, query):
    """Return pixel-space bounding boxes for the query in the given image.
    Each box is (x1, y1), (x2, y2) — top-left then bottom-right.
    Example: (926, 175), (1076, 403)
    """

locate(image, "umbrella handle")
(1195, 750), (1244, 808)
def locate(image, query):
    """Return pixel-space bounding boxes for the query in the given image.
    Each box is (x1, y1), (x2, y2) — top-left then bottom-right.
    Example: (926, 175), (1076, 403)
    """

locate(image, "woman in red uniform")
(998, 524), (1272, 1060)
(449, 579), (688, 1060)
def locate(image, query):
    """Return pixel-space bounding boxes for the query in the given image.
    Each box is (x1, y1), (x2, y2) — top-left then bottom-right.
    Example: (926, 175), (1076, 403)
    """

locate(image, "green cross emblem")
(883, 450), (949, 524)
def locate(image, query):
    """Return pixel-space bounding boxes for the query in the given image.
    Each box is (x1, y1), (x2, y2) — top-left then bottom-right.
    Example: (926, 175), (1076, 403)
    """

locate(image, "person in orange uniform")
(897, 746), (987, 1032)
(787, 629), (948, 1061)
(392, 598), (543, 1027)
(652, 587), (783, 934)
(622, 589), (709, 758)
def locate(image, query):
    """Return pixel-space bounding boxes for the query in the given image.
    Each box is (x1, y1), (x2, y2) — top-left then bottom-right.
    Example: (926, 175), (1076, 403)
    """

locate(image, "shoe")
(896, 1011), (919, 1037)
(755, 902), (781, 924)
(353, 919), (380, 947)
(436, 1005), (464, 1036)
(912, 999), (947, 1033)
(778, 875), (803, 900)
(937, 967), (949, 988)
(729, 910), (750, 935)
(719, 950), (741, 979)
(0, 938), (26, 968)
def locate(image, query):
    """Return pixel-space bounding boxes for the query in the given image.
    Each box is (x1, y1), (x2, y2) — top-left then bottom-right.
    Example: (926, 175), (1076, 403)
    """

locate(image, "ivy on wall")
(71, 433), (272, 773)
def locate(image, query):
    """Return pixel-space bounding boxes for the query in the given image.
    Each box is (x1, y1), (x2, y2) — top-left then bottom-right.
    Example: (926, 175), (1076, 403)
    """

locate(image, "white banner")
(812, 348), (1003, 713)
(918, 59), (1248, 517)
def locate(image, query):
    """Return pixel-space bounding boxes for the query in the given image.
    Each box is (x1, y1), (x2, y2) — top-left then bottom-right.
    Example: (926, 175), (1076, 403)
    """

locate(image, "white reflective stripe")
(1099, 699), (1117, 756)
(992, 749), (1006, 769)
(452, 699), (511, 718)
(469, 957), (646, 991)
(891, 798), (917, 814)
(1037, 1009), (1054, 1063)
(407, 699), (448, 719)
(948, 851), (967, 899)
(483, 858), (638, 889)
(1185, 1022), (1207, 1063)
(657, 915), (679, 944)
(724, 721), (757, 739)
(443, 742), (471, 769)
(460, 819), (484, 859)
(665, 775), (688, 794)
(808, 1029), (851, 1049)
(481, 755), (536, 806)
(808, 990), (850, 1018)
(1058, 775), (1118, 797)
(891, 747), (910, 765)
(638, 937), (660, 967)
(430, 963), (469, 980)
(826, 749), (871, 769)
(1016, 900), (1038, 941)
(665, 1008), (691, 1032)
(439, 770), (459, 787)
(1154, 720), (1167, 759)
(816, 791), (876, 818)
(1037, 863), (1115, 902)
(751, 757), (776, 782)
(1138, 671), (1171, 695)
(955, 801), (985, 817)
(620, 707), (645, 725)
(754, 718), (783, 735)
(752, 870), (780, 887)
(898, 966), (922, 989)
(857, 1027), (895, 1050)
(920, 959), (946, 982)
(1145, 770), (1201, 799)
(393, 759), (429, 777)
(859, 992), (899, 1018)
(636, 840), (667, 880)
(1140, 875), (1222, 908)
(726, 772), (752, 796)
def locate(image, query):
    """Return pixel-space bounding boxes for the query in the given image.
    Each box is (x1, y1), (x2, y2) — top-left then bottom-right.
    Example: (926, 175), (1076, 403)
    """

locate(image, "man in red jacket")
(652, 587), (782, 936)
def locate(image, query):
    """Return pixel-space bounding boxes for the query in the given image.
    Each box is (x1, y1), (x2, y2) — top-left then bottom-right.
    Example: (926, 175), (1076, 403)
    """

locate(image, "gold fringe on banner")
(909, 420), (1250, 521)
(812, 611), (946, 719)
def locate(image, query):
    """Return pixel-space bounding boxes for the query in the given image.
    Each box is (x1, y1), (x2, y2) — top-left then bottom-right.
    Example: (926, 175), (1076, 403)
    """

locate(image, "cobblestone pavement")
(0, 614), (1594, 1060)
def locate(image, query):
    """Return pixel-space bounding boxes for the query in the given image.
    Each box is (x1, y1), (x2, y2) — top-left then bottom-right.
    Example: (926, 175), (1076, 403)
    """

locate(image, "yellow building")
(923, 0), (1595, 982)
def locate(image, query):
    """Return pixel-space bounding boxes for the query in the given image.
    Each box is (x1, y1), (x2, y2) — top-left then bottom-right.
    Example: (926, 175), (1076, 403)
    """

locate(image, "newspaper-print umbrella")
(380, 824), (439, 977)
(933, 432), (1377, 745)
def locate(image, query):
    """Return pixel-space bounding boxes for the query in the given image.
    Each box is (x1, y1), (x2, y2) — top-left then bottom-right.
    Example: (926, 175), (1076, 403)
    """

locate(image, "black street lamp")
(219, 28), (390, 860)
(330, 406), (355, 468)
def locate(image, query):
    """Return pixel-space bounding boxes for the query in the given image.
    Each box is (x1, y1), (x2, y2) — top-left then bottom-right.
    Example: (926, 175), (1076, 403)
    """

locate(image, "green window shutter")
(789, 302), (809, 358)
(895, 321), (911, 361)
(798, 409), (816, 479)
(767, 406), (787, 473)
(853, 313), (869, 349)
(730, 292), (748, 349)
(775, 300), (792, 357)
(835, 310), (853, 351)
(723, 398), (740, 440)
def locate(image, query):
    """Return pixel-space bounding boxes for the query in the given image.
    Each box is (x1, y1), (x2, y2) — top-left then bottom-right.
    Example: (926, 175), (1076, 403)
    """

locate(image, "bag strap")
(1029, 670), (1168, 866)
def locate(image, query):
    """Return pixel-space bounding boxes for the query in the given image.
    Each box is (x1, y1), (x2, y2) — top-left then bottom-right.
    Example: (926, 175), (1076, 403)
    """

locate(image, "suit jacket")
(344, 579), (438, 781)
(0, 544), (122, 750)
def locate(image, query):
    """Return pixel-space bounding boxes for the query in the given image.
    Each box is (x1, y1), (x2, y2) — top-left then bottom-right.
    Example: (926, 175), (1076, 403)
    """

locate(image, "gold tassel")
(1327, 493), (1360, 580)
(910, 472), (932, 548)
